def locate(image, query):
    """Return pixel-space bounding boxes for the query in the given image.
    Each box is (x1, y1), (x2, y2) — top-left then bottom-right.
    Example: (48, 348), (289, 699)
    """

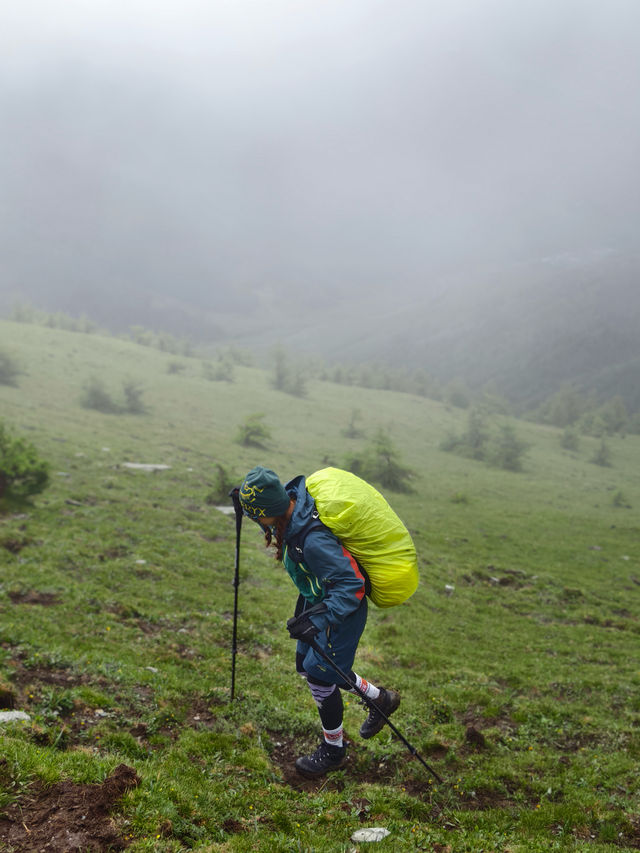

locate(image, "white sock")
(353, 674), (380, 700)
(323, 725), (344, 748)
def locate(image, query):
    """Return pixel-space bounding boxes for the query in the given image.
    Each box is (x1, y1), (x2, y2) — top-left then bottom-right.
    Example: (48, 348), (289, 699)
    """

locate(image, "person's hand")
(286, 611), (320, 641)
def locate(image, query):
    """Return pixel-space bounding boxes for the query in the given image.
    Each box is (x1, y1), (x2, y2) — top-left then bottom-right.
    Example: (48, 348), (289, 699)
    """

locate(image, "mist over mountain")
(2, 0), (639, 409)
(238, 248), (640, 410)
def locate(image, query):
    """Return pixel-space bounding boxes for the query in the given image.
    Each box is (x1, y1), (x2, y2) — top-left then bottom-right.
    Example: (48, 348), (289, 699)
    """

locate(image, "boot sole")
(360, 693), (401, 739)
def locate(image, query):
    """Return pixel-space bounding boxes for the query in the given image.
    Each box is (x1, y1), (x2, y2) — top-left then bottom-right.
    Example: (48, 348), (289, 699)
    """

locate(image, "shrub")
(342, 409), (365, 439)
(205, 464), (238, 504)
(560, 427), (580, 451)
(0, 420), (50, 501)
(285, 370), (307, 398)
(480, 384), (512, 415)
(10, 302), (38, 323)
(235, 413), (271, 448)
(628, 412), (640, 435)
(347, 429), (414, 493)
(203, 359), (234, 382)
(598, 396), (629, 436)
(80, 377), (120, 413)
(227, 346), (254, 367)
(535, 386), (589, 427)
(464, 409), (490, 459)
(128, 326), (156, 347)
(612, 490), (631, 509)
(122, 381), (147, 414)
(0, 351), (21, 387)
(487, 425), (529, 472)
(441, 412), (529, 472)
(445, 379), (471, 409)
(591, 438), (612, 467)
(271, 343), (288, 392)
(271, 344), (307, 397)
(80, 377), (147, 414)
(439, 431), (462, 453)
(440, 408), (489, 460)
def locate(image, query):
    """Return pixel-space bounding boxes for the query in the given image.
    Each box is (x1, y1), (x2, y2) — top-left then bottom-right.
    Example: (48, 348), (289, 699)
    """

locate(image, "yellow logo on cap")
(239, 484), (267, 517)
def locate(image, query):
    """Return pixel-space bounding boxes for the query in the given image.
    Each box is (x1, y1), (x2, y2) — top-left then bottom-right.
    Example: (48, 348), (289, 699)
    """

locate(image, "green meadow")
(1, 318), (639, 852)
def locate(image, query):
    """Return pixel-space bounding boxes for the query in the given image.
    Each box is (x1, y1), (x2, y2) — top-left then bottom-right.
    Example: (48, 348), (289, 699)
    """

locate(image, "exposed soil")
(4, 653), (149, 752)
(0, 686), (15, 709)
(267, 731), (548, 813)
(1, 536), (32, 554)
(8, 590), (61, 606)
(464, 725), (487, 748)
(459, 706), (517, 738)
(456, 783), (536, 811)
(97, 546), (130, 561)
(3, 649), (231, 759)
(621, 817), (640, 849)
(460, 567), (531, 589)
(267, 732), (439, 799)
(2, 644), (604, 846)
(10, 664), (91, 690)
(0, 763), (140, 852)
(566, 817), (640, 849)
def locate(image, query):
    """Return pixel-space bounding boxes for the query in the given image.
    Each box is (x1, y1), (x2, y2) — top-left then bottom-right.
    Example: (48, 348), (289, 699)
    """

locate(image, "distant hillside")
(3, 248), (638, 412)
(259, 249), (640, 412)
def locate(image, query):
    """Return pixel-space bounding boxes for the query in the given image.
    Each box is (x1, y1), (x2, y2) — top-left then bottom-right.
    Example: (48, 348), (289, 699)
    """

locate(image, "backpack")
(292, 467), (419, 608)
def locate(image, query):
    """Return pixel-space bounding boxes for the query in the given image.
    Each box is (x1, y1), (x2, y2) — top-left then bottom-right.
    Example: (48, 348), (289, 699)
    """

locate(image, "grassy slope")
(1, 319), (639, 852)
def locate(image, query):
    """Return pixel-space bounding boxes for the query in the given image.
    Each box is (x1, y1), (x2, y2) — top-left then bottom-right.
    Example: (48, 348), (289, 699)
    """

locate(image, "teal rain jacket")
(282, 475), (367, 633)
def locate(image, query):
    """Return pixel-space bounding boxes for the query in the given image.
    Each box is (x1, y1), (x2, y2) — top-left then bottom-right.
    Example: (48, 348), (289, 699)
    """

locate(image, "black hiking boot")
(359, 687), (401, 739)
(295, 741), (347, 778)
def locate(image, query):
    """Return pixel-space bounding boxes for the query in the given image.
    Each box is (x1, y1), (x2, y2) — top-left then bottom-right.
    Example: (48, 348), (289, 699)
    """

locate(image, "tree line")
(4, 306), (639, 432)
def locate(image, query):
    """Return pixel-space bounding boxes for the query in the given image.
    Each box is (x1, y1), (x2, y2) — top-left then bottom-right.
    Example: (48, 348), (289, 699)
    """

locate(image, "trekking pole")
(229, 487), (243, 701)
(309, 638), (443, 784)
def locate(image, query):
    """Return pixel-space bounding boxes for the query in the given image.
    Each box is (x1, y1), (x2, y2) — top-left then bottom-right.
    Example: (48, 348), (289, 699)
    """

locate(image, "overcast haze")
(1, 0), (639, 333)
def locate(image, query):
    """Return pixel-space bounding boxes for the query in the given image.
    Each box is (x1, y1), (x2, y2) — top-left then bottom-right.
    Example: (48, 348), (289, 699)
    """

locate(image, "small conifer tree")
(560, 427), (580, 451)
(0, 351), (21, 387)
(350, 429), (414, 492)
(488, 424), (529, 471)
(205, 464), (237, 504)
(591, 438), (612, 467)
(122, 380), (147, 414)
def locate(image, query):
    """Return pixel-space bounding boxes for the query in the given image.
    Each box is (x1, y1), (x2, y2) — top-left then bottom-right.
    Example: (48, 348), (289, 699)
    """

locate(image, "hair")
(263, 511), (291, 561)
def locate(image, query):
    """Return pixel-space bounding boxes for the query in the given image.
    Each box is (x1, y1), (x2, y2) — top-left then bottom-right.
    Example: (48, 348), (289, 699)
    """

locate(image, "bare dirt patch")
(457, 785), (531, 811)
(1, 536), (32, 554)
(267, 732), (542, 811)
(459, 706), (517, 737)
(98, 546), (130, 561)
(267, 732), (437, 798)
(5, 652), (109, 701)
(8, 589), (61, 606)
(11, 665), (87, 690)
(0, 763), (140, 852)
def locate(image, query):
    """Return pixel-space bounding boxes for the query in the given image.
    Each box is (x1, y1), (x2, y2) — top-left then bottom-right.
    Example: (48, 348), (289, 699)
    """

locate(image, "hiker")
(239, 465), (401, 778)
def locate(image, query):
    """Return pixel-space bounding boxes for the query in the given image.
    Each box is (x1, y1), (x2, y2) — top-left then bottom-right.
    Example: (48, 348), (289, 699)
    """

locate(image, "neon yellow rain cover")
(306, 468), (419, 608)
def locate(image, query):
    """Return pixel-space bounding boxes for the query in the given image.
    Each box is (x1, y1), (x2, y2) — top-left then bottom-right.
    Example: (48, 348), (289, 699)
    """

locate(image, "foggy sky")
(1, 0), (639, 322)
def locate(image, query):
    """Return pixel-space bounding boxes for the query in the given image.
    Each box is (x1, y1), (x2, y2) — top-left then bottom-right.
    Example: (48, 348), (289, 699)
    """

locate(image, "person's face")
(253, 500), (293, 530)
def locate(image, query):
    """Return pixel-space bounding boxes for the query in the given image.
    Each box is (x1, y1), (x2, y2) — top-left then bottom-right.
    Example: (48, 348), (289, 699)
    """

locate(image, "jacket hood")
(284, 475), (316, 539)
